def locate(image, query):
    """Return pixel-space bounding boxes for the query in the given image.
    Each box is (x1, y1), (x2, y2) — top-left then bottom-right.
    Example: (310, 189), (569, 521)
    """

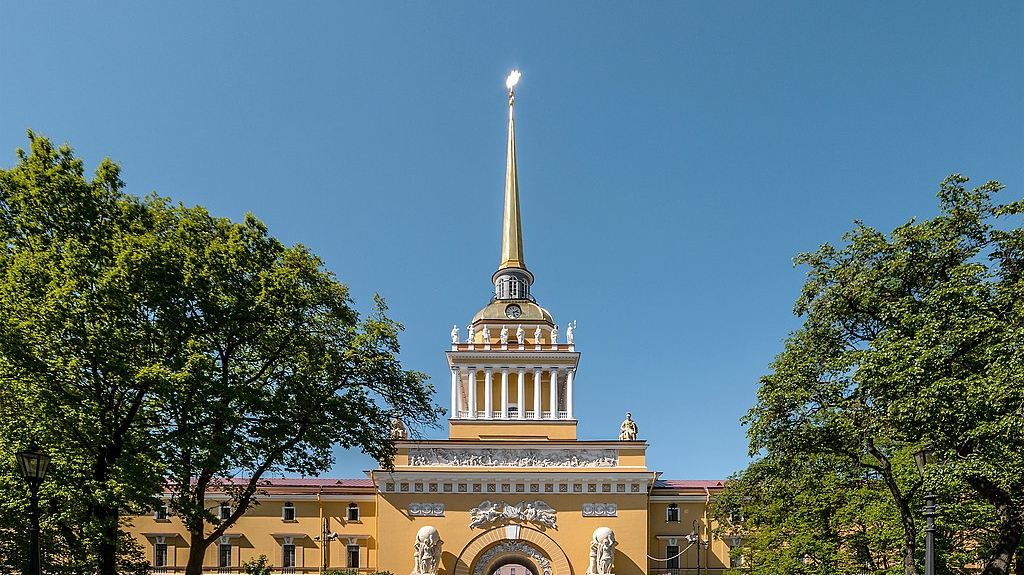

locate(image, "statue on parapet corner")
(551, 324), (558, 344)
(566, 320), (576, 344)
(391, 416), (407, 440)
(586, 527), (617, 575)
(500, 325), (509, 345)
(451, 324), (459, 344)
(619, 412), (638, 441)
(412, 526), (443, 575)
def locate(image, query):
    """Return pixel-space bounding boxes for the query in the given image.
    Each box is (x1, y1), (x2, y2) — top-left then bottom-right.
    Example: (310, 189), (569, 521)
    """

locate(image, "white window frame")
(219, 503), (231, 520)
(154, 539), (168, 568)
(666, 503), (680, 522)
(282, 543), (296, 568)
(346, 502), (360, 522)
(282, 502), (296, 521)
(154, 504), (169, 521)
(346, 544), (360, 568)
(218, 543), (232, 567)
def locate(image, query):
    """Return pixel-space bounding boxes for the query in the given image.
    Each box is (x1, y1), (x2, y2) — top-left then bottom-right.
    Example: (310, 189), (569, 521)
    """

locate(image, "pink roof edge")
(653, 479), (727, 489)
(171, 478), (724, 489)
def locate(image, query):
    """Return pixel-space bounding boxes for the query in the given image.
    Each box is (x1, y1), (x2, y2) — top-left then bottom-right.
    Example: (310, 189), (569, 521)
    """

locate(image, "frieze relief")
(408, 448), (617, 468)
(469, 500), (557, 530)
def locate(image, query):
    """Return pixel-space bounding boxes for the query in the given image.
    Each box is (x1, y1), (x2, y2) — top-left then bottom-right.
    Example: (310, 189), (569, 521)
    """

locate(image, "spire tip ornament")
(506, 70), (522, 93)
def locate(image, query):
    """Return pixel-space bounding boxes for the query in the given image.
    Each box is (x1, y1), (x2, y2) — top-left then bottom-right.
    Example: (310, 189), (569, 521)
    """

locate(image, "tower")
(447, 70), (579, 441)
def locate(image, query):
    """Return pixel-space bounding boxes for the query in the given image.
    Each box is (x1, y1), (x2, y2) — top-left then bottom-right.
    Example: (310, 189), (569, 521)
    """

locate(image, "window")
(729, 509), (745, 524)
(666, 544), (680, 569)
(666, 503), (680, 522)
(154, 504), (169, 521)
(347, 502), (360, 522)
(282, 544), (296, 569)
(154, 543), (168, 568)
(511, 568), (516, 575)
(218, 544), (231, 568)
(282, 502), (296, 522)
(347, 544), (360, 568)
(219, 503), (231, 520)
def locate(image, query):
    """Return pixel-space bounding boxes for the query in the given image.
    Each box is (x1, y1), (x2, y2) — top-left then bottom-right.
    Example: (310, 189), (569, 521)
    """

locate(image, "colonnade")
(450, 366), (575, 420)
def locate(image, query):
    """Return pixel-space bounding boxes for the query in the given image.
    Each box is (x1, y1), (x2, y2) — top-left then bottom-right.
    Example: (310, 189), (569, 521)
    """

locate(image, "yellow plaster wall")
(376, 491), (649, 575)
(126, 497), (377, 572)
(447, 420), (578, 440)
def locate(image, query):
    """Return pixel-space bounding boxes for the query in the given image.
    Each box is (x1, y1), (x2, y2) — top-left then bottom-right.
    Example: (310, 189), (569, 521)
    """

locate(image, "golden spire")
(499, 70), (526, 271)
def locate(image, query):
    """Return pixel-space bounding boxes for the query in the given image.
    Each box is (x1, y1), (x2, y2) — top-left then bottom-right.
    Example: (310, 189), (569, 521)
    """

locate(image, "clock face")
(505, 304), (522, 319)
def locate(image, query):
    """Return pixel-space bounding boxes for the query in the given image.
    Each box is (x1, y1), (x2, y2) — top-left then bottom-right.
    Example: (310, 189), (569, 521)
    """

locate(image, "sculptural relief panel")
(408, 448), (617, 468)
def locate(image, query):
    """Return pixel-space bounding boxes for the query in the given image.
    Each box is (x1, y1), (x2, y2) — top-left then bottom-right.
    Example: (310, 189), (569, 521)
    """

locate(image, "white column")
(517, 368), (525, 419)
(450, 367), (458, 418)
(500, 369), (509, 419)
(533, 368), (542, 420)
(484, 368), (493, 419)
(467, 368), (477, 419)
(566, 368), (575, 420)
(456, 368), (464, 419)
(549, 368), (558, 419)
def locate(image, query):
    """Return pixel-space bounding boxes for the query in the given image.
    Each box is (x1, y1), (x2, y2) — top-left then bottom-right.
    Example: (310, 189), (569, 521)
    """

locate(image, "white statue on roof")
(500, 325), (509, 345)
(619, 412), (638, 441)
(451, 324), (459, 344)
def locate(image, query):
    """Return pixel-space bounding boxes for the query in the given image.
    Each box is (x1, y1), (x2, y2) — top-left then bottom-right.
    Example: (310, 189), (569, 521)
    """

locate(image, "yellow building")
(128, 72), (736, 575)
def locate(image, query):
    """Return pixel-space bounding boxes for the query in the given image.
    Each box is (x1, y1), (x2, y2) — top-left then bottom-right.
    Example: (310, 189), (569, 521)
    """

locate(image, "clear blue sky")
(2, 2), (1021, 480)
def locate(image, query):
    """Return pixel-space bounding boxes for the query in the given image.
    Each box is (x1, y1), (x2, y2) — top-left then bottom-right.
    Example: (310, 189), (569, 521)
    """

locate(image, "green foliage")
(322, 571), (394, 575)
(0, 132), (439, 575)
(0, 131), (167, 575)
(717, 175), (1024, 575)
(240, 555), (272, 575)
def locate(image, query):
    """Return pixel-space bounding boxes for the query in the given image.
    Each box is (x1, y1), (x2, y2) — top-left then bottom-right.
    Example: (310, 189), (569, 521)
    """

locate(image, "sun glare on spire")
(506, 70), (521, 91)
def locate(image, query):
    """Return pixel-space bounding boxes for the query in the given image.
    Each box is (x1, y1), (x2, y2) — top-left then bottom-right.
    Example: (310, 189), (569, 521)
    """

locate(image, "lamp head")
(16, 443), (51, 485)
(914, 442), (935, 478)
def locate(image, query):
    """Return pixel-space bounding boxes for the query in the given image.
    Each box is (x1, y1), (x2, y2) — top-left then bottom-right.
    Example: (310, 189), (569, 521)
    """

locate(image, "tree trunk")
(185, 532), (208, 575)
(865, 441), (920, 575)
(981, 504), (1024, 575)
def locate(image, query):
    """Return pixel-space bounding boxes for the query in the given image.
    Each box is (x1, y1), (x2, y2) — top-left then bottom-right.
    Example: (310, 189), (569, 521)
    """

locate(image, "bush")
(240, 555), (272, 575)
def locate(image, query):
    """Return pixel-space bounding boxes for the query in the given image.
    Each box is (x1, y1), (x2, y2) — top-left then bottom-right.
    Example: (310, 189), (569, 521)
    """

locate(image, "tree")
(1, 133), (439, 575)
(0, 132), (171, 575)
(719, 176), (1023, 575)
(154, 204), (439, 575)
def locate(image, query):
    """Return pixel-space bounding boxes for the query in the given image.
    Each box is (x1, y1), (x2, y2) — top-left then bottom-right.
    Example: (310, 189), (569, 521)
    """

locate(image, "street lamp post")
(914, 444), (936, 575)
(16, 443), (50, 575)
(687, 519), (709, 575)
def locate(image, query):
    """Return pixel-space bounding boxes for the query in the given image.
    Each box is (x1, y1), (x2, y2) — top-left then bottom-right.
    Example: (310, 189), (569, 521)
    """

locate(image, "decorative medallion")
(582, 503), (618, 517)
(409, 503), (445, 517)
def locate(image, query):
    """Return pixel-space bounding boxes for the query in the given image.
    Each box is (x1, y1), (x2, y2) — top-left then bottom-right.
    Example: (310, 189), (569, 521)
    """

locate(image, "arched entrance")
(454, 526), (573, 575)
(485, 554), (541, 575)
(472, 541), (550, 575)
